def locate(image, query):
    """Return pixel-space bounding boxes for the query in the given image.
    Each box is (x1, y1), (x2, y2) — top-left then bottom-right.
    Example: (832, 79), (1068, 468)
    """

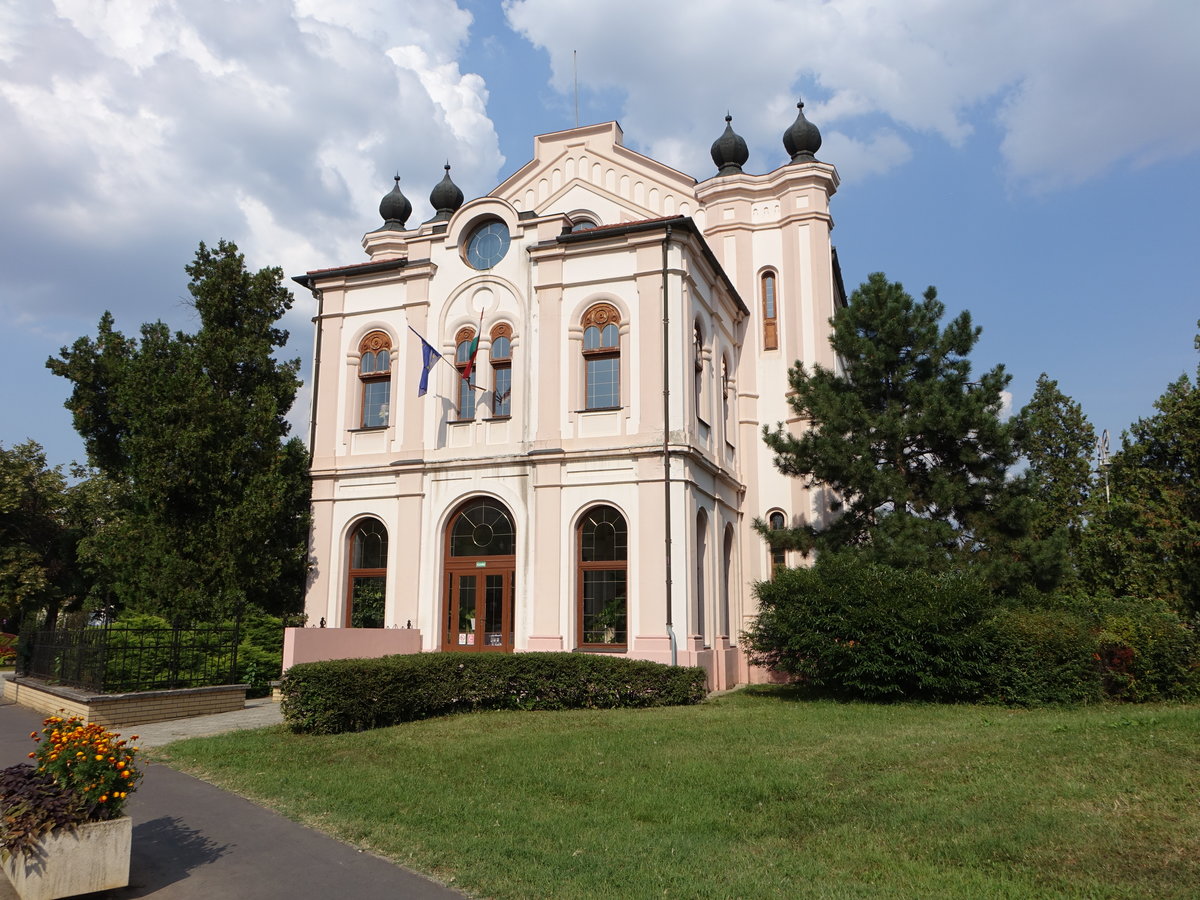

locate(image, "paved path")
(131, 697), (284, 748)
(0, 697), (466, 899)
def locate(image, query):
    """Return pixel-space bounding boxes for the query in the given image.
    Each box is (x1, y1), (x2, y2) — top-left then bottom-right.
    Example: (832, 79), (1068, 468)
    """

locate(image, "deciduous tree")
(1080, 329), (1200, 615)
(47, 241), (310, 623)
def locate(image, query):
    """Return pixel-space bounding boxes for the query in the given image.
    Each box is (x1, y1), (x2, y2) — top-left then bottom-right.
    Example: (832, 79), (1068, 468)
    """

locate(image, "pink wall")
(282, 627), (423, 671)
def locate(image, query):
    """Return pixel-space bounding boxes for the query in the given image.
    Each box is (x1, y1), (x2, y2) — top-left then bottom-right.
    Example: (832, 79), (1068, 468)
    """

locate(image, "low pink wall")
(282, 627), (424, 671)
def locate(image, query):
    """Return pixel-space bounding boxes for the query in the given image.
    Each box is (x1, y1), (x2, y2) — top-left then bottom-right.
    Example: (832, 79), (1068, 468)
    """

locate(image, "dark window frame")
(576, 504), (629, 650)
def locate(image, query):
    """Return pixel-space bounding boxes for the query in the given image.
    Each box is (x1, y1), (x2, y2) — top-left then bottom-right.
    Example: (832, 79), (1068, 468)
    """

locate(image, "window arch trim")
(357, 331), (393, 429)
(489, 322), (513, 418)
(581, 303), (622, 411)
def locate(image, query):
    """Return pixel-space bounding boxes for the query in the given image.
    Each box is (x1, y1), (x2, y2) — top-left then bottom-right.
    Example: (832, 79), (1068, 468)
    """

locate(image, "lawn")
(155, 688), (1200, 899)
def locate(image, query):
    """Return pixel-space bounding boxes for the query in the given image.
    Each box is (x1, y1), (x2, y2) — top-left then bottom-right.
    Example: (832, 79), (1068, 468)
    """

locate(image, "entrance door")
(443, 498), (516, 652)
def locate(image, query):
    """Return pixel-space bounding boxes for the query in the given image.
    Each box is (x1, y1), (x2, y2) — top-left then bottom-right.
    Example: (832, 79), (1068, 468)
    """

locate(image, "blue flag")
(414, 329), (442, 397)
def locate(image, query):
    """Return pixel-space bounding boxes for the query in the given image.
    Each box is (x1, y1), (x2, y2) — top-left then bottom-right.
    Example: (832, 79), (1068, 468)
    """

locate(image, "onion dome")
(428, 163), (464, 222)
(782, 99), (822, 163)
(378, 174), (412, 230)
(710, 114), (749, 176)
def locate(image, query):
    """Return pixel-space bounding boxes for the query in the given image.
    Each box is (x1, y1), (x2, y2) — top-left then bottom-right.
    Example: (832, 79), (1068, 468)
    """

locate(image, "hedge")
(280, 652), (708, 734)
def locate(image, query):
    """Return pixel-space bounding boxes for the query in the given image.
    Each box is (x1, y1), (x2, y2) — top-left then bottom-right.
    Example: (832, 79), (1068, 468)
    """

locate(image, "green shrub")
(280, 652), (708, 735)
(981, 606), (1102, 706)
(742, 555), (993, 702)
(1089, 597), (1200, 702)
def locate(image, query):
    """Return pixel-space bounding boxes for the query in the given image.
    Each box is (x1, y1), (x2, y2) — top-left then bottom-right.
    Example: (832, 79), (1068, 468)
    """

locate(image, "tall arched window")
(577, 505), (627, 648)
(694, 321), (705, 422)
(455, 327), (478, 420)
(444, 498), (516, 651)
(347, 518), (387, 628)
(358, 332), (392, 428)
(490, 323), (512, 418)
(721, 524), (735, 639)
(767, 509), (787, 576)
(582, 304), (621, 410)
(761, 271), (778, 351)
(696, 508), (708, 645)
(722, 355), (733, 443)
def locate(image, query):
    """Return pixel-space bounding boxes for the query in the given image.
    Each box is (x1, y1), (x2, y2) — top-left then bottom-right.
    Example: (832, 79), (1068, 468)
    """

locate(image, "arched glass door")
(443, 498), (516, 651)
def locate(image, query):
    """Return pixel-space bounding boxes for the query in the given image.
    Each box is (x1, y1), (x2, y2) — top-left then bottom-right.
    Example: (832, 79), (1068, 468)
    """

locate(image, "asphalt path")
(0, 697), (466, 899)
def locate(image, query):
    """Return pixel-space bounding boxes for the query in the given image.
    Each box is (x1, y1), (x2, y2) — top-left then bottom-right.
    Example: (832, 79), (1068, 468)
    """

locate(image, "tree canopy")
(46, 240), (310, 623)
(1080, 330), (1200, 615)
(761, 272), (1029, 576)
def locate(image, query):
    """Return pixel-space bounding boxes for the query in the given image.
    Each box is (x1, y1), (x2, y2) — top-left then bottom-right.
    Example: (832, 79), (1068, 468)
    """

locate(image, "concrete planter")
(1, 816), (131, 900)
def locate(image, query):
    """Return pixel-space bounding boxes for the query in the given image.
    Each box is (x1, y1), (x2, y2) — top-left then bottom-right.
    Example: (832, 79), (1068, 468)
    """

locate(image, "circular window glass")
(465, 221), (510, 270)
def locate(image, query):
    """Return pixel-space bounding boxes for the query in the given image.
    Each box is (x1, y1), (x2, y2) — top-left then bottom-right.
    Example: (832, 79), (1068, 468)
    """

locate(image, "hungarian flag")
(460, 310), (483, 381)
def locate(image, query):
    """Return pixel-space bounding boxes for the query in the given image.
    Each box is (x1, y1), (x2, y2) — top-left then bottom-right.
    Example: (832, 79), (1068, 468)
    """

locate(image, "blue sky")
(2, 0), (1198, 471)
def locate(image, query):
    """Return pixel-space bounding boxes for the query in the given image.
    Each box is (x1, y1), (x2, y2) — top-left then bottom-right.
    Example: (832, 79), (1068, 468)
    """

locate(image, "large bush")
(979, 596), (1200, 705)
(980, 606), (1101, 706)
(1087, 597), (1200, 702)
(280, 652), (708, 735)
(743, 555), (993, 701)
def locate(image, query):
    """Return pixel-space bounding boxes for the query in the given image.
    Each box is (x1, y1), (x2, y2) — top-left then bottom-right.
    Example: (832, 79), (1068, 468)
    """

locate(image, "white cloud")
(0, 0), (502, 330)
(505, 0), (1200, 189)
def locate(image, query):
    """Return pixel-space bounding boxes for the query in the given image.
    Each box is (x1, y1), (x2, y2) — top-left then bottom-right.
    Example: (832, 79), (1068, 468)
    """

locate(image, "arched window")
(696, 508), (708, 645)
(577, 505), (628, 648)
(761, 271), (778, 351)
(570, 217), (598, 232)
(694, 322), (705, 421)
(490, 323), (512, 418)
(721, 524), (735, 639)
(582, 304), (621, 410)
(767, 509), (787, 576)
(358, 332), (392, 428)
(455, 327), (478, 420)
(347, 518), (387, 628)
(722, 356), (733, 443)
(444, 498), (516, 651)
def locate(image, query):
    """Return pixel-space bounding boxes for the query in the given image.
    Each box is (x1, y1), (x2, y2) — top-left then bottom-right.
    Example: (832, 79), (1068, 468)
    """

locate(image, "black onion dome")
(710, 114), (749, 176)
(378, 174), (412, 230)
(428, 163), (464, 222)
(783, 99), (822, 163)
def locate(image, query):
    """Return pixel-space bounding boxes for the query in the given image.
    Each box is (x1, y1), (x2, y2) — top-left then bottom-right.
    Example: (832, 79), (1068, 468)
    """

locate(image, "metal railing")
(20, 623), (243, 693)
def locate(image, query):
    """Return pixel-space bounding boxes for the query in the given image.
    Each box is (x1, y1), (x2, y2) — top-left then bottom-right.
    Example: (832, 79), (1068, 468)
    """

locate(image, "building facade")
(294, 104), (844, 689)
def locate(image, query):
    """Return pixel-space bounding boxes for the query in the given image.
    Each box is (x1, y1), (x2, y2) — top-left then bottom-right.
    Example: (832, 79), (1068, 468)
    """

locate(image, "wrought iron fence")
(20, 623), (242, 693)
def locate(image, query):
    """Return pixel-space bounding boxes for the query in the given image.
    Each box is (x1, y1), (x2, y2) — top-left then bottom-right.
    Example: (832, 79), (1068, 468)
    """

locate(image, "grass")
(154, 688), (1200, 898)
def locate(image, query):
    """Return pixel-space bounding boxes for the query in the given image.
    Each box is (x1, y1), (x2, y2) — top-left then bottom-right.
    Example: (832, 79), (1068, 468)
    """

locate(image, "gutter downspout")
(307, 287), (324, 455)
(662, 226), (677, 666)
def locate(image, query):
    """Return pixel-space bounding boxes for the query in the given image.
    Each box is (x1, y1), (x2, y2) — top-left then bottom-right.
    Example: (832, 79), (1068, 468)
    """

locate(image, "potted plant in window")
(1, 715), (142, 900)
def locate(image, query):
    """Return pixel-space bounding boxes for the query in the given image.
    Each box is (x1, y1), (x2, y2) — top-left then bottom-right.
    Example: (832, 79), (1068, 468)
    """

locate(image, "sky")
(3, 0), (1198, 472)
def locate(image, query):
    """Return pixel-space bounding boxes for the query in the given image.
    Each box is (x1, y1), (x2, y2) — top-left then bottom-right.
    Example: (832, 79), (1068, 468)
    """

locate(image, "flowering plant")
(29, 715), (142, 820)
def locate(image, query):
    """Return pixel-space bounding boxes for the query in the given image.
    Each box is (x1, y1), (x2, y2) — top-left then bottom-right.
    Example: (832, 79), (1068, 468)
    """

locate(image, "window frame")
(464, 220), (511, 270)
(489, 323), (513, 419)
(581, 303), (622, 411)
(767, 509), (787, 576)
(454, 326), (477, 421)
(346, 517), (388, 628)
(576, 504), (629, 650)
(761, 270), (779, 351)
(357, 331), (393, 429)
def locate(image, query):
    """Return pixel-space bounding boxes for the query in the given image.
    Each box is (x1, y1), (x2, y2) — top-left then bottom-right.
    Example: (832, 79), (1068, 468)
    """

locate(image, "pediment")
(492, 122), (700, 224)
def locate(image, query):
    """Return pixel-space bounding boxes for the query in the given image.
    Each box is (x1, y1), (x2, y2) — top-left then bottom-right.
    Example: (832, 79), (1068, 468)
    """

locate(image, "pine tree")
(761, 272), (1027, 576)
(47, 241), (310, 623)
